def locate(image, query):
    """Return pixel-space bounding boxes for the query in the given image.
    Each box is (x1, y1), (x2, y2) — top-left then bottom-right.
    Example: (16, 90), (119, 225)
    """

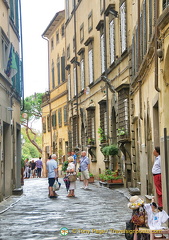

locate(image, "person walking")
(24, 158), (30, 179)
(66, 156), (76, 197)
(79, 151), (90, 189)
(46, 154), (58, 198)
(30, 160), (36, 178)
(36, 157), (43, 178)
(152, 146), (163, 208)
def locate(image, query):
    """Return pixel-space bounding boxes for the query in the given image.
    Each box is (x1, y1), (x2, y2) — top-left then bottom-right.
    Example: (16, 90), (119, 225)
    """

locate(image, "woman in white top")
(66, 156), (76, 197)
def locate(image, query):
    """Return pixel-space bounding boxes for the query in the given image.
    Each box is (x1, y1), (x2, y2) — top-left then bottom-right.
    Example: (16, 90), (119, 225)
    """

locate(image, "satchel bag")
(131, 207), (145, 226)
(68, 174), (77, 182)
(53, 180), (60, 191)
(78, 167), (81, 172)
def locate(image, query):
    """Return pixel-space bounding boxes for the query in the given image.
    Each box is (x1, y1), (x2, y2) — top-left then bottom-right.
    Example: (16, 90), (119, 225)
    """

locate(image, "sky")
(21, 0), (65, 98)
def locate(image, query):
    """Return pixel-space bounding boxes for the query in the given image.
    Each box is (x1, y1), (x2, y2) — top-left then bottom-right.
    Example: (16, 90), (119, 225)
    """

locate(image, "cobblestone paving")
(0, 178), (132, 240)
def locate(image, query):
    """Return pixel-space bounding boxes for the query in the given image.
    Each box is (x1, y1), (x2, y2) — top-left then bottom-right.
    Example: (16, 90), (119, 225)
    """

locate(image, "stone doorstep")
(12, 188), (23, 196)
(128, 187), (141, 196)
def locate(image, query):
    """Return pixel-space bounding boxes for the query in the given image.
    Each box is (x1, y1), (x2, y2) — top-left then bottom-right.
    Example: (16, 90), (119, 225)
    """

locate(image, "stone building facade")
(0, 0), (23, 201)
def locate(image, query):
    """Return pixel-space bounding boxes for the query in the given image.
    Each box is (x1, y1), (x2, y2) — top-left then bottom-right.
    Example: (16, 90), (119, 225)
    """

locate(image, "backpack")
(125, 220), (134, 240)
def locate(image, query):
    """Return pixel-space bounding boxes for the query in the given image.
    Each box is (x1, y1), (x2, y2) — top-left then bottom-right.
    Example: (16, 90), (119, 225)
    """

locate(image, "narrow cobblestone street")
(0, 178), (132, 240)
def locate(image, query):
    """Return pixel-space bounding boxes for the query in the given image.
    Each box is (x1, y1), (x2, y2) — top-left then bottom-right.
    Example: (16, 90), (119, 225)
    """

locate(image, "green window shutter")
(57, 60), (60, 85)
(10, 0), (14, 21)
(61, 56), (65, 82)
(52, 65), (55, 89)
(15, 0), (19, 30)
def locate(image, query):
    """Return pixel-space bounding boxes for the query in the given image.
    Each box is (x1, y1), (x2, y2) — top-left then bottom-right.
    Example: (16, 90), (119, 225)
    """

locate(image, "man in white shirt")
(152, 146), (162, 207)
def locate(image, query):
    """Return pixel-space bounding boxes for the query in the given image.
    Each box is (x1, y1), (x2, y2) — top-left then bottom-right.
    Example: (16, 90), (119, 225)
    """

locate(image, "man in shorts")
(46, 154), (58, 198)
(80, 151), (90, 189)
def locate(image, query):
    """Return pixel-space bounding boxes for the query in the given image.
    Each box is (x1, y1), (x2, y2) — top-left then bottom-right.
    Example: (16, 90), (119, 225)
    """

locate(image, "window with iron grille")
(118, 88), (129, 136)
(64, 105), (68, 125)
(58, 108), (62, 127)
(163, 0), (169, 9)
(99, 100), (107, 139)
(109, 19), (115, 65)
(42, 117), (46, 133)
(52, 111), (56, 129)
(120, 1), (127, 54)
(87, 107), (96, 143)
(72, 116), (78, 147)
(47, 114), (51, 132)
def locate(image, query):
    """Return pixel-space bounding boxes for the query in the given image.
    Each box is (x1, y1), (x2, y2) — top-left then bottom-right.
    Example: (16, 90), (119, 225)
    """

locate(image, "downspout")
(42, 35), (52, 154)
(73, 0), (79, 147)
(103, 0), (109, 143)
(154, 0), (160, 92)
(19, 0), (24, 111)
(138, 0), (143, 120)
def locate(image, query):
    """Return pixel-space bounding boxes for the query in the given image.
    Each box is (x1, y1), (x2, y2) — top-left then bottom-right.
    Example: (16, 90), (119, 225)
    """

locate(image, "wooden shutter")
(61, 56), (65, 82)
(110, 20), (115, 64)
(73, 67), (77, 96)
(120, 2), (127, 53)
(101, 34), (105, 73)
(80, 59), (85, 90)
(88, 49), (93, 84)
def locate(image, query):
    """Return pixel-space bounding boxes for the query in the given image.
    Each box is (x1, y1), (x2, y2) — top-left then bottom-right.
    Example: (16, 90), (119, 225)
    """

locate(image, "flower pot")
(112, 179), (123, 183)
(88, 177), (94, 183)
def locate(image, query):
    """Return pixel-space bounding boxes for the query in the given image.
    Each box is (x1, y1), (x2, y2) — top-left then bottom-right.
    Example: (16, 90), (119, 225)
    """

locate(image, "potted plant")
(112, 176), (123, 183)
(99, 173), (104, 181)
(101, 145), (118, 156)
(88, 173), (94, 183)
(106, 175), (113, 183)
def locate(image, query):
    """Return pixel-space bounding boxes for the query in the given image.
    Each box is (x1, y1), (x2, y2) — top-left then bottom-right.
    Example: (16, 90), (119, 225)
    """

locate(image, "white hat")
(128, 195), (144, 210)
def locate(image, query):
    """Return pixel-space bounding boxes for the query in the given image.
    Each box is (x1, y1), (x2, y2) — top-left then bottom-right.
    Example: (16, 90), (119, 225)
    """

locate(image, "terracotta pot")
(112, 179), (123, 183)
(88, 177), (94, 183)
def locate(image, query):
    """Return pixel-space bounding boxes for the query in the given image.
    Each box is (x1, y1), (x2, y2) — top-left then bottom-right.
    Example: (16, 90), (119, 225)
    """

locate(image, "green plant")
(98, 127), (107, 142)
(77, 172), (81, 177)
(89, 173), (94, 177)
(87, 138), (95, 144)
(105, 169), (112, 175)
(101, 145), (118, 156)
(117, 128), (126, 136)
(62, 161), (68, 172)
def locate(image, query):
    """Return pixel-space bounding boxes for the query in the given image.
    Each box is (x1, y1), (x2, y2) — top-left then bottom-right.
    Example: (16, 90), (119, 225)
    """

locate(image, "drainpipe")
(103, 0), (109, 144)
(73, 0), (79, 147)
(154, 0), (160, 92)
(138, 0), (143, 120)
(19, 0), (24, 111)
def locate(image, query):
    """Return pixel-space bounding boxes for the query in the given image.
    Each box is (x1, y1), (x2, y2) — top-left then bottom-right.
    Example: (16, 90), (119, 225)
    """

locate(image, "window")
(80, 59), (85, 91)
(117, 87), (130, 137)
(56, 31), (59, 44)
(1, 29), (10, 70)
(47, 114), (51, 132)
(64, 105), (68, 125)
(67, 44), (70, 59)
(100, 0), (104, 14)
(51, 60), (55, 89)
(120, 2), (127, 54)
(99, 100), (107, 142)
(42, 117), (46, 133)
(109, 19), (115, 64)
(73, 67), (77, 96)
(58, 108), (62, 127)
(149, 0), (153, 39)
(143, 0), (147, 56)
(68, 73), (71, 101)
(52, 111), (57, 129)
(10, 0), (19, 31)
(80, 23), (84, 43)
(88, 11), (93, 32)
(61, 56), (65, 82)
(72, 116), (78, 147)
(87, 107), (96, 143)
(100, 34), (105, 73)
(57, 57), (60, 85)
(88, 49), (94, 84)
(61, 24), (65, 37)
(51, 39), (54, 51)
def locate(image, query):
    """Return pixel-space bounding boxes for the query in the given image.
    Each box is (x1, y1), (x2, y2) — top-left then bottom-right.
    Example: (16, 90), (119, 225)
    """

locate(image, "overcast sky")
(21, 0), (65, 98)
